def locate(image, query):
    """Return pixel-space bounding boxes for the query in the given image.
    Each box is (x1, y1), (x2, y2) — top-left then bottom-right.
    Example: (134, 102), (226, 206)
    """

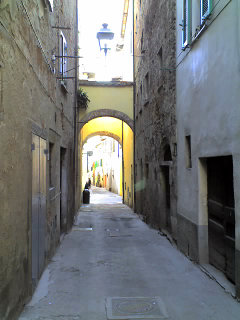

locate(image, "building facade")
(133, 0), (177, 237)
(0, 0), (78, 318)
(176, 0), (240, 297)
(77, 81), (134, 209)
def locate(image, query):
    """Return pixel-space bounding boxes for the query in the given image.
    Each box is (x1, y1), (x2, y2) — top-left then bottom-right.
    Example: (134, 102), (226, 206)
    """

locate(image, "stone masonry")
(0, 1), (78, 318)
(134, 0), (177, 238)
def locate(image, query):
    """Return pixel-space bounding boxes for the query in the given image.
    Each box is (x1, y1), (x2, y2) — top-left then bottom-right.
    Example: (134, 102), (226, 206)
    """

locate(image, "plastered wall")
(176, 0), (240, 295)
(0, 0), (77, 318)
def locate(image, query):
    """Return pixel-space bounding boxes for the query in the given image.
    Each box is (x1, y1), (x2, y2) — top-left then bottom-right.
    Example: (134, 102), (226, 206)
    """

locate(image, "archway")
(82, 135), (123, 197)
(78, 116), (134, 208)
(78, 109), (134, 131)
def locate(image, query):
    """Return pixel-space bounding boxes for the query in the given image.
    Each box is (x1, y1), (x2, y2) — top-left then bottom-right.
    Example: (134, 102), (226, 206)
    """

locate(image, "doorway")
(31, 134), (47, 288)
(207, 156), (235, 283)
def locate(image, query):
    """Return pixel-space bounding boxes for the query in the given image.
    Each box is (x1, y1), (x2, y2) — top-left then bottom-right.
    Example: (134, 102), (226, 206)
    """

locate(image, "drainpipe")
(236, 0), (240, 74)
(73, 0), (78, 220)
(122, 120), (125, 204)
(132, 0), (136, 212)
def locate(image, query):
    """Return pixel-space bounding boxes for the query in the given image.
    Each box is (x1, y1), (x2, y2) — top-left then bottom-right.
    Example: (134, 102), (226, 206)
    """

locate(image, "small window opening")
(158, 47), (163, 66)
(144, 72), (149, 101)
(49, 142), (54, 187)
(164, 144), (172, 161)
(145, 163), (149, 179)
(185, 135), (192, 168)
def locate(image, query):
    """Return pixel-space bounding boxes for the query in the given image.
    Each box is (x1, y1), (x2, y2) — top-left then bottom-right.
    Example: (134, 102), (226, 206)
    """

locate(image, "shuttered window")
(59, 32), (67, 77)
(182, 0), (191, 48)
(49, 0), (53, 12)
(200, 0), (212, 24)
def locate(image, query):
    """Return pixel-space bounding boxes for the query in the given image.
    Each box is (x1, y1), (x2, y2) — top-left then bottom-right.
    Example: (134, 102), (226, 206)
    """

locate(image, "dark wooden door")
(207, 156), (235, 283)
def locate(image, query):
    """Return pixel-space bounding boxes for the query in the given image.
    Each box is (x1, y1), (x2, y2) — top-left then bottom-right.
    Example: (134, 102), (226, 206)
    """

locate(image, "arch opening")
(82, 135), (123, 197)
(78, 116), (134, 207)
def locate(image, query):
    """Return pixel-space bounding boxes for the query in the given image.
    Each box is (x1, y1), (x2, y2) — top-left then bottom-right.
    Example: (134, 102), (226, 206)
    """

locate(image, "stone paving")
(19, 187), (240, 320)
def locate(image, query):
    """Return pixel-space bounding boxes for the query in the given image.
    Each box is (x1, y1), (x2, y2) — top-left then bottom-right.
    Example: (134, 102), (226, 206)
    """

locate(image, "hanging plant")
(77, 88), (90, 109)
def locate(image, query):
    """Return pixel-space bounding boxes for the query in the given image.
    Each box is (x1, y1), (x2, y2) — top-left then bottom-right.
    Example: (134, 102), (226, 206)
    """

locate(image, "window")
(200, 0), (212, 25)
(140, 83), (143, 100)
(144, 72), (149, 102)
(140, 30), (144, 53)
(182, 0), (192, 48)
(49, 142), (54, 187)
(49, 0), (53, 11)
(157, 47), (163, 67)
(185, 135), (192, 168)
(46, 0), (53, 12)
(59, 31), (67, 79)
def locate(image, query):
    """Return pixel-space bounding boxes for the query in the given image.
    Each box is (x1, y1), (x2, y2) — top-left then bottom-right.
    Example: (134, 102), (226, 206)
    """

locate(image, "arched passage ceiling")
(81, 117), (132, 147)
(82, 131), (121, 146)
(78, 109), (134, 131)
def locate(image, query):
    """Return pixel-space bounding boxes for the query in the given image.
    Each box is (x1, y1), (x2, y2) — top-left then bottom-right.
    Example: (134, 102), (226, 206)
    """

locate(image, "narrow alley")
(19, 187), (240, 320)
(1, 0), (240, 318)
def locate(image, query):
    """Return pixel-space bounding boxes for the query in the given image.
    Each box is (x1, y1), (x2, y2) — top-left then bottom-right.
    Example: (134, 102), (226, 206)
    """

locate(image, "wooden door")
(207, 156), (235, 283)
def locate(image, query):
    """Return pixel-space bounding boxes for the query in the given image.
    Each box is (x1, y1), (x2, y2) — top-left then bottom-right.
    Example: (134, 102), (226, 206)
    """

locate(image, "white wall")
(176, 0), (240, 258)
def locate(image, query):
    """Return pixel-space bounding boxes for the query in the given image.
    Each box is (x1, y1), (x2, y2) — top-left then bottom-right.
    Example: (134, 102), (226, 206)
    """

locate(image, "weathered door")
(207, 156), (235, 283)
(32, 134), (47, 287)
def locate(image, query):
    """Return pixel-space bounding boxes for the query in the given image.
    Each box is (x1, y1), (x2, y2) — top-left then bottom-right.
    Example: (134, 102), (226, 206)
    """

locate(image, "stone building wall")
(134, 0), (177, 237)
(0, 1), (77, 318)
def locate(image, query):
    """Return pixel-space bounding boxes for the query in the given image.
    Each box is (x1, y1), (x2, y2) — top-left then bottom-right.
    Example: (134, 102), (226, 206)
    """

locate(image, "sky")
(78, 0), (132, 80)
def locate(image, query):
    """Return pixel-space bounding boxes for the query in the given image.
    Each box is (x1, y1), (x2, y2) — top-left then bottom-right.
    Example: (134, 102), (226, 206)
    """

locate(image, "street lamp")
(97, 23), (114, 56)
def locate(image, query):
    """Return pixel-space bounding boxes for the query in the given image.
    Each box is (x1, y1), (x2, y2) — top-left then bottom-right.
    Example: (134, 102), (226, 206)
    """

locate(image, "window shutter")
(201, 0), (212, 24)
(59, 32), (67, 77)
(46, 0), (53, 12)
(63, 40), (67, 75)
(182, 0), (191, 48)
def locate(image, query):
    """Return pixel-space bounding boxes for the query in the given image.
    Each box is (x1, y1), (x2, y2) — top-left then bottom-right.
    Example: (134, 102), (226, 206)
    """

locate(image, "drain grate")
(106, 297), (168, 319)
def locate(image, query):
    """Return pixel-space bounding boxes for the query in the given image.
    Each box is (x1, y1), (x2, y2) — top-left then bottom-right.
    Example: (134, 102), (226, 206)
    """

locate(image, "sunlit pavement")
(19, 187), (240, 320)
(89, 186), (123, 204)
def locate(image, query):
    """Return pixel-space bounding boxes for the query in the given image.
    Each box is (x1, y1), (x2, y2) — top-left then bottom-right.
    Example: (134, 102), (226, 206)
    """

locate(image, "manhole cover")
(106, 297), (168, 319)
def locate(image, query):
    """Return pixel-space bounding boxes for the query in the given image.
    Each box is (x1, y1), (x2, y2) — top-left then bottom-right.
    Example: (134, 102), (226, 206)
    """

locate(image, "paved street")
(19, 187), (240, 320)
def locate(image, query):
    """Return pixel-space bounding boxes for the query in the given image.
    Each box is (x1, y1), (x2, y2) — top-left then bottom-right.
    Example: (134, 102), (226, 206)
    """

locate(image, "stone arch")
(82, 131), (122, 146)
(78, 109), (134, 131)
